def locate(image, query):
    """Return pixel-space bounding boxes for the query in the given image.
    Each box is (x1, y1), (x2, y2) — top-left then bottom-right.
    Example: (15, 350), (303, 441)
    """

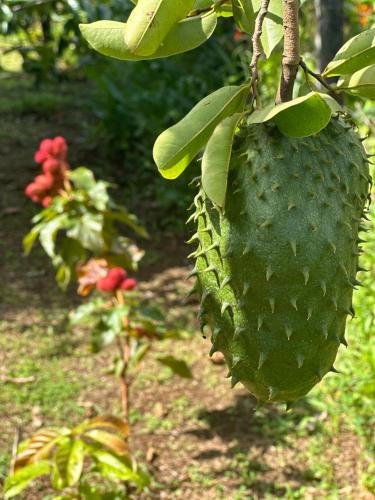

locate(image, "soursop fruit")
(188, 118), (371, 404)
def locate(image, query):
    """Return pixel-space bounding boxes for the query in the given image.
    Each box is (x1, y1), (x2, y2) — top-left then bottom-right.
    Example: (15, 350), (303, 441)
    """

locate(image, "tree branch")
(276, 0), (300, 103)
(299, 58), (338, 97)
(250, 0), (271, 107)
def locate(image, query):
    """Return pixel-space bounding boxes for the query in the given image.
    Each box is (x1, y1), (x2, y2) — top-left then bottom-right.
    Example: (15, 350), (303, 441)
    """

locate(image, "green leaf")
(193, 0), (213, 9)
(93, 450), (149, 488)
(80, 11), (217, 61)
(67, 213), (105, 254)
(105, 208), (148, 238)
(125, 0), (195, 56)
(53, 437), (73, 489)
(84, 429), (128, 456)
(66, 439), (85, 486)
(157, 356), (193, 378)
(337, 65), (375, 99)
(259, 0), (283, 57)
(215, 1), (233, 17)
(23, 224), (43, 255)
(39, 214), (70, 258)
(248, 92), (340, 138)
(202, 113), (242, 207)
(4, 461), (51, 498)
(69, 167), (96, 191)
(89, 181), (110, 211)
(323, 28), (375, 77)
(232, 0), (255, 34)
(153, 84), (249, 179)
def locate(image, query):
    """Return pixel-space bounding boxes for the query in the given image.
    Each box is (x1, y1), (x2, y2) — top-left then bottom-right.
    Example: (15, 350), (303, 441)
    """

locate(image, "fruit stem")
(250, 0), (271, 108)
(276, 0), (300, 103)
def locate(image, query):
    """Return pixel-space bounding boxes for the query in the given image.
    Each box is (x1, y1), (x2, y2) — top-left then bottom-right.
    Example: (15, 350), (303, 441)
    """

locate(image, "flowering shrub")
(24, 137), (147, 289)
(8, 138), (192, 498)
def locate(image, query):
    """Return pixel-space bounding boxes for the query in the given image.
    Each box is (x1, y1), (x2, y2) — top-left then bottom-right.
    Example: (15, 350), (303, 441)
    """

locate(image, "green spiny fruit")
(189, 118), (371, 404)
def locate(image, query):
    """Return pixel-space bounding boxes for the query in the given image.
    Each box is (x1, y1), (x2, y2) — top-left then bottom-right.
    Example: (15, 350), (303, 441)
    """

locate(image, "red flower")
(120, 278), (137, 291)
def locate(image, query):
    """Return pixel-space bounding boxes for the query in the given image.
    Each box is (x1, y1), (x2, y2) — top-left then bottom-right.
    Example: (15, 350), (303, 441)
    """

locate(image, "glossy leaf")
(66, 439), (85, 486)
(80, 12), (217, 62)
(84, 430), (128, 456)
(39, 214), (70, 258)
(337, 65), (375, 99)
(153, 84), (249, 179)
(202, 113), (242, 207)
(248, 92), (340, 137)
(125, 0), (195, 56)
(67, 213), (105, 254)
(157, 355), (193, 378)
(4, 461), (51, 498)
(93, 450), (148, 487)
(79, 415), (129, 437)
(69, 167), (96, 190)
(14, 428), (69, 470)
(53, 438), (73, 488)
(193, 0), (213, 9)
(323, 28), (375, 77)
(232, 0), (255, 34)
(260, 0), (283, 57)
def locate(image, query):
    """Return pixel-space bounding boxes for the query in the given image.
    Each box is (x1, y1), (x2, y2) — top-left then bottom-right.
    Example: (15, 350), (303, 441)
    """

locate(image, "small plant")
(3, 416), (149, 499)
(24, 137), (147, 289)
(7, 137), (192, 498)
(72, 261), (192, 419)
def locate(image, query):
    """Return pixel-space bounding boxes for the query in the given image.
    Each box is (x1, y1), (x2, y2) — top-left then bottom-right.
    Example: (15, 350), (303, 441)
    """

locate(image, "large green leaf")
(248, 92), (341, 137)
(153, 84), (249, 179)
(67, 213), (105, 254)
(80, 11), (217, 61)
(69, 167), (96, 191)
(260, 0), (283, 57)
(23, 223), (43, 255)
(83, 429), (128, 456)
(125, 0), (195, 56)
(39, 214), (70, 258)
(323, 28), (375, 77)
(93, 450), (148, 487)
(4, 461), (51, 498)
(157, 355), (193, 378)
(232, 0), (255, 34)
(66, 439), (85, 486)
(202, 113), (242, 207)
(337, 65), (375, 99)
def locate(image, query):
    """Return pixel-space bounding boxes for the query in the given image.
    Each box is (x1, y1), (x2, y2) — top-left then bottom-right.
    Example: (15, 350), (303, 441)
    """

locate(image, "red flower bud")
(34, 174), (55, 191)
(52, 136), (68, 159)
(42, 158), (62, 175)
(42, 196), (53, 207)
(96, 268), (127, 292)
(34, 149), (49, 164)
(120, 278), (137, 291)
(39, 138), (54, 154)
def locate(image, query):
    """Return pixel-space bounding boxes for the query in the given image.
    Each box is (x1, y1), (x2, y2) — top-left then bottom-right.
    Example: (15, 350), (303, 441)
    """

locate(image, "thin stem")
(299, 59), (339, 96)
(250, 0), (271, 107)
(9, 427), (21, 476)
(276, 0), (300, 103)
(115, 291), (131, 425)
